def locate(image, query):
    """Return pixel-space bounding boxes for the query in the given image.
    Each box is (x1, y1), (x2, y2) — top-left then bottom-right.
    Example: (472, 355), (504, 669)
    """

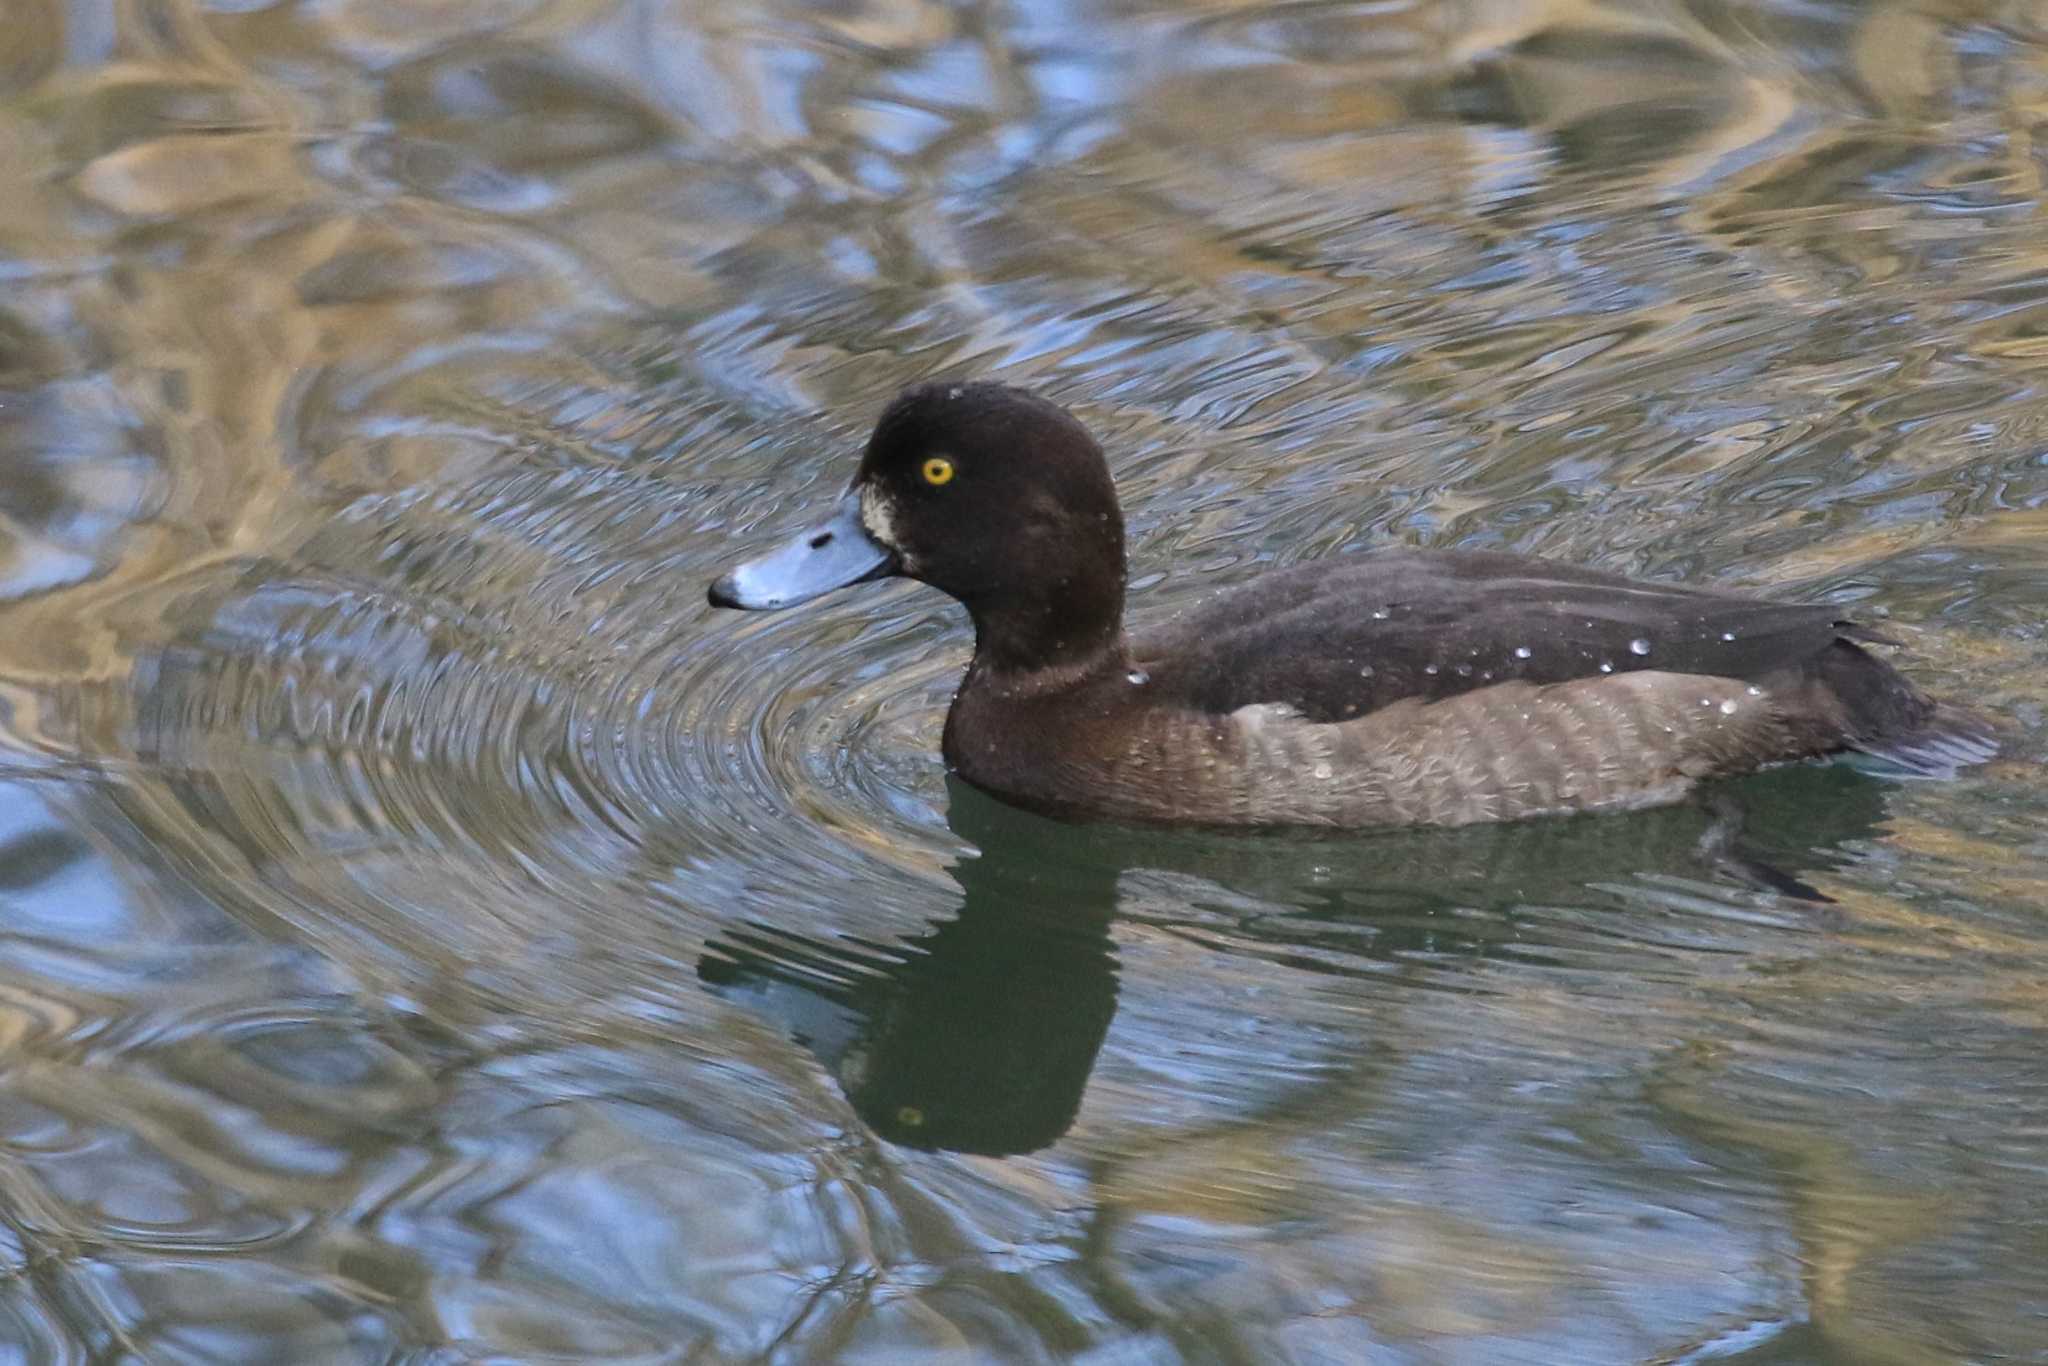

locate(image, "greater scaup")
(708, 382), (1996, 827)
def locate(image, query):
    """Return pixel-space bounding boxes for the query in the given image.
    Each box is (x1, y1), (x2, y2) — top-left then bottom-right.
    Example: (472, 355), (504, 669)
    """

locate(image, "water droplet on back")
(1126, 669), (1149, 686)
(1629, 638), (1651, 656)
(1513, 645), (1532, 659)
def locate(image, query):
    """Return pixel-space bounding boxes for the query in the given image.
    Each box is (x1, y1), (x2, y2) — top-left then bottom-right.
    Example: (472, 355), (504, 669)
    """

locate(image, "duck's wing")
(1131, 549), (1878, 724)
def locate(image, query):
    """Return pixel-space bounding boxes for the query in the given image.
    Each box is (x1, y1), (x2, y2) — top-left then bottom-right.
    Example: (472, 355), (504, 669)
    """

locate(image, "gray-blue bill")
(708, 492), (894, 610)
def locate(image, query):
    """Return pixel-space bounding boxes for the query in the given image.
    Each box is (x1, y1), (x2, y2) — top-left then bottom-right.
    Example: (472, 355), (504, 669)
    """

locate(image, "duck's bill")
(707, 492), (896, 610)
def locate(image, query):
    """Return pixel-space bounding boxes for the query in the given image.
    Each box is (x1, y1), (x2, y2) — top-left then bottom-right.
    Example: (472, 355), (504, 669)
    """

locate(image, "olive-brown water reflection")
(1, 0), (2046, 1358)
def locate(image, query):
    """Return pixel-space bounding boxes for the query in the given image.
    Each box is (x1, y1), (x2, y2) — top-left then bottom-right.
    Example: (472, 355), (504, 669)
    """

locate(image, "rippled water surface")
(2, 0), (2047, 1359)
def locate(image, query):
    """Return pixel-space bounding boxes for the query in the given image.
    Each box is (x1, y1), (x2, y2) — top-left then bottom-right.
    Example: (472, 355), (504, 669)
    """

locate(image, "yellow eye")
(921, 457), (955, 486)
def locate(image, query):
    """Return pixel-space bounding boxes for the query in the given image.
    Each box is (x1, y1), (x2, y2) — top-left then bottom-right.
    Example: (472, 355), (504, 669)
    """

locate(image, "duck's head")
(709, 382), (1127, 672)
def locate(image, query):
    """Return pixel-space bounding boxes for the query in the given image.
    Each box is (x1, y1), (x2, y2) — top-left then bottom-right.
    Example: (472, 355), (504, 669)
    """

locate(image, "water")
(1, 0), (2045, 1359)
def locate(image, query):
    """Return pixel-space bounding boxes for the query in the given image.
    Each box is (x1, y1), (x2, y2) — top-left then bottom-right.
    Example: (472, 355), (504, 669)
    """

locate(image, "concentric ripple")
(54, 536), (975, 998)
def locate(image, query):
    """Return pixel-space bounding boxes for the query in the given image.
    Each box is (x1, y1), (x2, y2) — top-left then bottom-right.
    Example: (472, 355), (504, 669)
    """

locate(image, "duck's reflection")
(700, 763), (1891, 1156)
(699, 784), (1125, 1155)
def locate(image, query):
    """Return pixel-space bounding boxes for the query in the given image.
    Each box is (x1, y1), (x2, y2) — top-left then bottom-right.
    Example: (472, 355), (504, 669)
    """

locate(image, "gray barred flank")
(1103, 672), (1804, 828)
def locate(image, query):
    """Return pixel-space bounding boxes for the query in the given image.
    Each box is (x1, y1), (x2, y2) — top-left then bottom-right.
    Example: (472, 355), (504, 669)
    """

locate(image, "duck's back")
(1133, 550), (1880, 720)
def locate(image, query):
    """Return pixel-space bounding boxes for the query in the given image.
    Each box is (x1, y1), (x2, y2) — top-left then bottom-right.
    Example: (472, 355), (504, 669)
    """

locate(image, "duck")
(707, 381), (1996, 827)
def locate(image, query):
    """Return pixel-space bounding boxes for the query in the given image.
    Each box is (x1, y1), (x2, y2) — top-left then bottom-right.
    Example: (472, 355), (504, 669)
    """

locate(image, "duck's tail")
(1847, 701), (2000, 779)
(1819, 638), (1999, 779)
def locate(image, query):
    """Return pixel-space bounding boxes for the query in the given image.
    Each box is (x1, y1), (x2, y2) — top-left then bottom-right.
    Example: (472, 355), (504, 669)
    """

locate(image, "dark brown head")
(710, 382), (1128, 675)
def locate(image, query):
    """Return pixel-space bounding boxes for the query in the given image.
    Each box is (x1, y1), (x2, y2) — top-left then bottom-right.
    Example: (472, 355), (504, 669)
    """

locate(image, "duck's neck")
(962, 579), (1129, 697)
